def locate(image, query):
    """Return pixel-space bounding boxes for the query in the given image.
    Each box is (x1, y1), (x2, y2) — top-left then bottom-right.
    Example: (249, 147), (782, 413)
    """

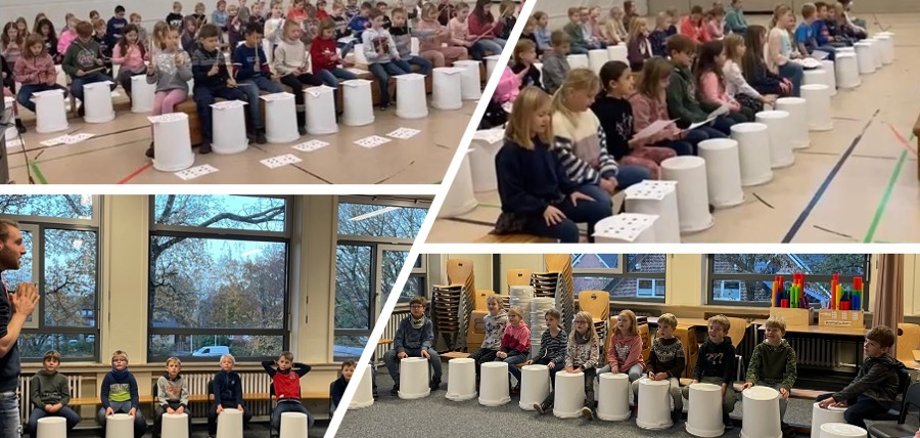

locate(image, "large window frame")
(571, 254), (667, 303)
(706, 254), (871, 307)
(146, 195), (293, 362)
(0, 196), (102, 362)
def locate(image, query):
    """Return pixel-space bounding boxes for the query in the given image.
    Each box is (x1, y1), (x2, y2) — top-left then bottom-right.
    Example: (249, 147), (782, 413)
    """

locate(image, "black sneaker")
(199, 142), (212, 154)
(145, 142), (155, 158)
(430, 380), (441, 391)
(15, 119), (26, 134)
(78, 105), (85, 117)
(255, 130), (267, 144)
(389, 385), (399, 396)
(378, 104), (389, 111)
(723, 414), (735, 430)
(298, 126), (307, 136)
(580, 406), (594, 420)
(534, 403), (546, 415)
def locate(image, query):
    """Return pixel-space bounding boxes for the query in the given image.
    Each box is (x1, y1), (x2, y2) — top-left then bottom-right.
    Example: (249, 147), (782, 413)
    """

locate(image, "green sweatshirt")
(62, 38), (104, 77)
(665, 63), (718, 126)
(30, 370), (71, 408)
(745, 339), (797, 390)
(563, 22), (587, 52)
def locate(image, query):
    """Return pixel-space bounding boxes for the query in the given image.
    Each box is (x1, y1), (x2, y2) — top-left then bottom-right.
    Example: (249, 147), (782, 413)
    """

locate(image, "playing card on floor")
(40, 135), (69, 146)
(260, 154), (302, 169)
(387, 128), (421, 140)
(174, 164), (219, 180)
(63, 133), (96, 144)
(354, 135), (391, 149)
(292, 140), (329, 152)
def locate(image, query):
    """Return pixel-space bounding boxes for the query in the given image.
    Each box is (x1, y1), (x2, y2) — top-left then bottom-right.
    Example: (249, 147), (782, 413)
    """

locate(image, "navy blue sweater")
(496, 137), (576, 215)
(232, 43), (270, 81)
(213, 370), (244, 407)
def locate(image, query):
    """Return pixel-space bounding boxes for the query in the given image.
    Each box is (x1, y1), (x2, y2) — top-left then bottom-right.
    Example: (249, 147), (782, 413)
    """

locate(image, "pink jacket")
(698, 71), (741, 111)
(13, 54), (56, 86)
(449, 18), (471, 44)
(706, 19), (724, 39)
(112, 42), (147, 72)
(606, 333), (645, 372)
(58, 29), (77, 56)
(679, 16), (711, 43)
(500, 322), (531, 353)
(628, 91), (681, 143)
(493, 67), (520, 104)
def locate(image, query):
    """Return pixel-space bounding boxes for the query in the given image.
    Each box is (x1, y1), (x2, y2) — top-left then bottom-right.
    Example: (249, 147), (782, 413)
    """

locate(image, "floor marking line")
(813, 225), (856, 241)
(290, 164), (333, 183)
(863, 127), (914, 242)
(28, 162), (48, 184)
(116, 162), (154, 184)
(752, 193), (774, 209)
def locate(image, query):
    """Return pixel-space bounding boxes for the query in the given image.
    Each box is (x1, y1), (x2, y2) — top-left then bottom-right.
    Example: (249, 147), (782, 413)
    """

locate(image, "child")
(288, 0), (308, 23)
(14, 34), (68, 130)
(592, 60), (677, 179)
(553, 68), (651, 198)
(345, 0), (361, 20)
(226, 4), (244, 49)
(362, 7), (405, 110)
(632, 313), (684, 424)
(605, 7), (628, 44)
(623, 0), (639, 29)
(468, 0), (506, 55)
(263, 352), (314, 435)
(234, 22), (280, 141)
(27, 350), (80, 437)
(493, 65), (521, 108)
(695, 40), (751, 122)
(107, 5), (128, 41)
(584, 6), (610, 48)
(626, 18), (652, 71)
(741, 25), (793, 96)
(181, 16), (200, 53)
(649, 13), (669, 57)
(470, 295), (508, 385)
(498, 0), (517, 41)
(563, 7), (589, 55)
(91, 18), (115, 75)
(448, 2), (484, 62)
(665, 8), (679, 36)
(829, 2), (857, 44)
(527, 308), (567, 390)
(520, 17), (541, 57)
(97, 351), (146, 438)
(415, 3), (467, 68)
(150, 21), (170, 56)
(742, 316), (797, 427)
(511, 39), (541, 90)
(723, 34), (773, 115)
(2, 22), (25, 68)
(679, 5), (711, 43)
(193, 2), (209, 27)
(263, 2), (284, 47)
(435, 0), (454, 26)
(493, 86), (609, 243)
(631, 57), (714, 156)
(390, 8), (433, 75)
(542, 31), (570, 95)
(330, 360), (355, 414)
(813, 2), (844, 48)
(154, 357), (191, 438)
(533, 11), (551, 53)
(274, 19), (323, 133)
(167, 2), (185, 28)
(112, 25), (147, 100)
(249, 2), (265, 28)
(89, 11), (101, 21)
(33, 19), (60, 63)
(600, 309), (646, 382)
(212, 0), (230, 32)
(535, 311), (600, 419)
(383, 296), (442, 394)
(62, 21), (115, 116)
(725, 0), (748, 34)
(315, 0), (329, 21)
(767, 5), (804, 97)
(310, 18), (358, 89)
(237, 0), (252, 24)
(817, 326), (907, 429)
(57, 15), (79, 56)
(145, 25), (193, 158)
(376, 2), (393, 29)
(190, 23), (250, 153)
(706, 6), (725, 40)
(681, 315), (736, 429)
(796, 3), (837, 61)
(666, 34), (736, 135)
(494, 306), (531, 393)
(14, 17), (29, 40)
(208, 354), (253, 437)
(837, 0), (867, 40)
(130, 13), (149, 43)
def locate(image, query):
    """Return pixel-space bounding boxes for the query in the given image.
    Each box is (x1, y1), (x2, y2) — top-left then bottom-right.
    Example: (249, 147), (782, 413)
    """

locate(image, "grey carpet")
(67, 421), (328, 437)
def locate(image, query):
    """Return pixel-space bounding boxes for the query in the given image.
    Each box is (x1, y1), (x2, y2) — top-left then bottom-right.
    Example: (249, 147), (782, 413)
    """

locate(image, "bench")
(440, 351), (471, 362)
(475, 233), (556, 243)
(70, 390), (330, 407)
(671, 380), (825, 400)
(914, 111), (920, 180)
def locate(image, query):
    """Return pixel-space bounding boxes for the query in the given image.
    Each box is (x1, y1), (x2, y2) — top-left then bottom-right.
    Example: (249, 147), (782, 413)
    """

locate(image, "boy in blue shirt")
(233, 23), (280, 143)
(812, 2), (847, 48)
(795, 3), (836, 61)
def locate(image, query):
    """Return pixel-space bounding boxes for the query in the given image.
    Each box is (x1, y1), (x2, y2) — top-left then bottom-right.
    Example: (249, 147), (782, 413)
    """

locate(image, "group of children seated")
(0, 0), (513, 159)
(383, 295), (913, 435)
(26, 349), (314, 438)
(488, 1), (872, 243)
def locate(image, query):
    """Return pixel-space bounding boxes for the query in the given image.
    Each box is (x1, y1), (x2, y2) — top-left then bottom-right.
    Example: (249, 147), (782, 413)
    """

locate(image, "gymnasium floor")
(428, 14), (920, 244)
(5, 91), (476, 184)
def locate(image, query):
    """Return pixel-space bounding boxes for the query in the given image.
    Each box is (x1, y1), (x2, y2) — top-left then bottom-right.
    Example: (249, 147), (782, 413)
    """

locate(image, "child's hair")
(545, 308), (561, 320)
(570, 310), (598, 343)
(117, 25), (146, 58)
(244, 22), (263, 36)
(801, 3), (817, 19)
(75, 21), (93, 38)
(421, 3), (438, 19)
(505, 86), (553, 149)
(866, 326), (896, 349)
(90, 10), (100, 20)
(279, 351), (294, 361)
(156, 25), (180, 50)
(319, 17), (336, 35)
(183, 15), (200, 33)
(617, 309), (639, 336)
(599, 60), (629, 92)
(708, 314), (731, 331)
(741, 24), (767, 79)
(655, 11), (668, 28)
(770, 4), (792, 28)
(220, 353), (236, 364)
(658, 313), (678, 329)
(43, 350), (62, 362)
(513, 39), (535, 65)
(92, 18), (106, 31)
(691, 5), (704, 15)
(23, 34), (45, 58)
(111, 350), (129, 363)
(409, 295), (428, 308)
(552, 68), (599, 125)
(815, 1), (828, 11)
(199, 23), (220, 39)
(152, 21), (169, 46)
(567, 6), (580, 18)
(115, 5), (126, 14)
(196, 2), (206, 12)
(166, 356), (182, 367)
(609, 6), (623, 17)
(508, 306), (523, 319)
(628, 17), (648, 42)
(473, 0), (493, 22)
(33, 13), (47, 30)
(340, 360), (357, 372)
(34, 17), (55, 37)
(130, 13), (142, 22)
(665, 7), (678, 18)
(723, 33), (745, 63)
(392, 7), (407, 18)
(637, 56), (673, 98)
(694, 40), (726, 96)
(455, 2), (470, 12)
(533, 11), (547, 22)
(500, 0), (515, 16)
(367, 7), (384, 20)
(550, 29), (570, 48)
(709, 4), (725, 18)
(486, 294), (500, 307)
(281, 19), (300, 38)
(763, 316), (787, 333)
(666, 33), (695, 56)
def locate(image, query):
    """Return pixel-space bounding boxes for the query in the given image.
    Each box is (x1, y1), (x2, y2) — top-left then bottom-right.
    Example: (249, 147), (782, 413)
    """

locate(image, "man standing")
(0, 219), (40, 436)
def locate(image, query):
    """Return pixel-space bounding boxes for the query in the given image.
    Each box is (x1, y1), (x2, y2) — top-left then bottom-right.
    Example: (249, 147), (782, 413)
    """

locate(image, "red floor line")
(117, 162), (154, 184)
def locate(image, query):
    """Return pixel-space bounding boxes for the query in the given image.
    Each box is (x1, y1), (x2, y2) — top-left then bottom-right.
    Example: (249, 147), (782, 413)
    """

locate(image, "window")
(334, 197), (428, 361)
(0, 195), (100, 361)
(708, 254), (870, 307)
(148, 195), (291, 361)
(572, 254), (667, 302)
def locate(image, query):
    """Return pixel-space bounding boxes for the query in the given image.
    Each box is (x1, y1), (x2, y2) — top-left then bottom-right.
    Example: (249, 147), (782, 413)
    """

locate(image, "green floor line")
(863, 150), (908, 243)
(29, 162), (48, 184)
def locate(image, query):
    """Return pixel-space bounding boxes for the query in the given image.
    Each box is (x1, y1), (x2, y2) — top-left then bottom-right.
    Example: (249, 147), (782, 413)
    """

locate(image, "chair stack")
(432, 284), (464, 350)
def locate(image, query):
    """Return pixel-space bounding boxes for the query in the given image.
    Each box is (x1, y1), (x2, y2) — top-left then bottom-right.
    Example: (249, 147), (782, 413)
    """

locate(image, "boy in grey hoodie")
(153, 357), (191, 438)
(28, 350), (80, 437)
(742, 316), (797, 430)
(384, 296), (442, 394)
(362, 7), (406, 109)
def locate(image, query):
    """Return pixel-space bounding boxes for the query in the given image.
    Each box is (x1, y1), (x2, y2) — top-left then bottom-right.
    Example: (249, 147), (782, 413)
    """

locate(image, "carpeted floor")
(66, 421), (328, 437)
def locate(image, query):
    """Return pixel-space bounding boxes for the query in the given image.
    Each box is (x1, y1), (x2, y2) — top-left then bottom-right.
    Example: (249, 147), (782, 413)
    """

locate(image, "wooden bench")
(70, 390), (330, 407)
(475, 233), (556, 243)
(914, 111), (920, 180)
(670, 380), (825, 400)
(440, 351), (471, 362)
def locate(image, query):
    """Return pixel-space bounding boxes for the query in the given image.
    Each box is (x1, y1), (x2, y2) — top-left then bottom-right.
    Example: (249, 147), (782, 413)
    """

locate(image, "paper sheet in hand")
(633, 119), (675, 141)
(791, 57), (822, 69)
(810, 50), (829, 61)
(686, 113), (720, 131)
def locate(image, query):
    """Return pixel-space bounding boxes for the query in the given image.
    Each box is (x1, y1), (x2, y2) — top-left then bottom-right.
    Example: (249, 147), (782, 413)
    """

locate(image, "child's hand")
(543, 205), (565, 227)
(817, 397), (836, 409)
(779, 387), (790, 399)
(610, 365), (619, 374)
(600, 177), (618, 194)
(44, 404), (54, 412)
(216, 404), (224, 414)
(721, 383), (728, 398)
(496, 351), (507, 359)
(397, 351), (408, 359)
(128, 407), (137, 417)
(547, 361), (555, 370)
(569, 191), (594, 207)
(95, 58), (104, 66)
(564, 366), (576, 373)
(175, 53), (185, 66)
(655, 372), (668, 381)
(742, 381), (753, 390)
(227, 78), (238, 88)
(420, 349), (430, 359)
(176, 405), (185, 414)
(167, 406), (176, 414)
(237, 404), (244, 412)
(76, 69), (86, 77)
(209, 62), (220, 76)
(105, 407), (114, 416)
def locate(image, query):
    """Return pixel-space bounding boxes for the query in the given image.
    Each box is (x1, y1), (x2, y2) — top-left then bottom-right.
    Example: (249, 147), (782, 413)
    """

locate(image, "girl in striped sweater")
(526, 309), (567, 397)
(494, 307), (531, 393)
(535, 311), (600, 419)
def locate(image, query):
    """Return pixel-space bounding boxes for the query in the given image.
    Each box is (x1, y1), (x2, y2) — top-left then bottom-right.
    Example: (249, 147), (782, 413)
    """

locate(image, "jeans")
(316, 68), (359, 89)
(271, 400), (313, 432)
(383, 347), (443, 385)
(208, 401), (252, 435)
(17, 83), (69, 113)
(97, 401), (146, 437)
(470, 39), (504, 60)
(470, 348), (498, 381)
(28, 406), (81, 437)
(401, 55), (433, 76)
(654, 138), (694, 156)
(682, 376), (736, 418)
(495, 350), (528, 386)
(616, 165), (652, 189)
(367, 62), (409, 107)
(70, 72), (115, 102)
(522, 183), (612, 243)
(532, 356), (563, 391)
(778, 62), (804, 97)
(193, 85), (249, 143)
(815, 393), (890, 429)
(0, 391), (21, 438)
(599, 363), (644, 382)
(239, 75), (283, 130)
(683, 126), (728, 154)
(279, 73), (324, 126)
(632, 377), (682, 413)
(154, 402), (192, 437)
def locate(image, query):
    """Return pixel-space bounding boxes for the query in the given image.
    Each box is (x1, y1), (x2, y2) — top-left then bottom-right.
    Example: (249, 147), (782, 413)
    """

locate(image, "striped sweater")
(553, 110), (619, 186)
(565, 333), (600, 370)
(647, 336), (685, 378)
(536, 328), (567, 366)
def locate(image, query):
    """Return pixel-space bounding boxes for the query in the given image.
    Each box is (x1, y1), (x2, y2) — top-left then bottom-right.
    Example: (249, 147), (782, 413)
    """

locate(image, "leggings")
(153, 89), (188, 115)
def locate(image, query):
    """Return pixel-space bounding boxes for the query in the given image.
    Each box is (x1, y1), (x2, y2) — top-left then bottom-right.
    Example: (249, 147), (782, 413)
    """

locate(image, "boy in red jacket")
(262, 352), (313, 438)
